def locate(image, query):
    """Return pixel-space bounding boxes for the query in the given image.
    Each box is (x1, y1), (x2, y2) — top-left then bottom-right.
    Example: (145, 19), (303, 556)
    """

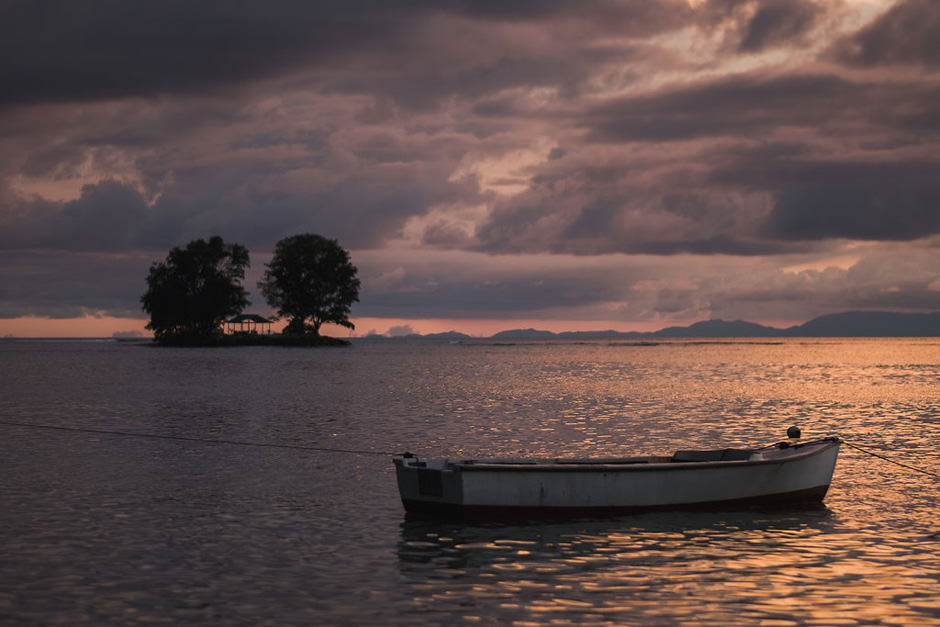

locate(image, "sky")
(2, 0), (940, 338)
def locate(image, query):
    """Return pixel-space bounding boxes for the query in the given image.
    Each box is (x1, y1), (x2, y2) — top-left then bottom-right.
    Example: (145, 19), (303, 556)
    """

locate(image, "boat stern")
(393, 454), (464, 514)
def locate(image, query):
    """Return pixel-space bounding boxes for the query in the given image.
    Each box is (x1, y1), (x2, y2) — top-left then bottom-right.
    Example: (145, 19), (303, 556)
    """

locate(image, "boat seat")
(671, 448), (754, 462)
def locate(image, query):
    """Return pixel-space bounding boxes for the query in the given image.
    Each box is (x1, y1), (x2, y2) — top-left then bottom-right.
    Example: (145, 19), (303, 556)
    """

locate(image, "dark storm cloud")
(359, 266), (622, 319)
(831, 0), (940, 68)
(736, 0), (821, 52)
(4, 0), (940, 327)
(351, 133), (428, 165)
(442, 0), (692, 26)
(0, 250), (150, 318)
(20, 144), (89, 179)
(711, 146), (940, 192)
(296, 168), (481, 248)
(0, 0), (692, 108)
(697, 0), (828, 53)
(0, 160), (480, 254)
(545, 63), (940, 250)
(710, 149), (940, 241)
(586, 63), (940, 145)
(50, 180), (151, 250)
(766, 178), (940, 241)
(319, 41), (666, 114)
(1, 180), (149, 252)
(0, 0), (387, 106)
(472, 169), (792, 256)
(585, 73), (860, 142)
(553, 193), (785, 256)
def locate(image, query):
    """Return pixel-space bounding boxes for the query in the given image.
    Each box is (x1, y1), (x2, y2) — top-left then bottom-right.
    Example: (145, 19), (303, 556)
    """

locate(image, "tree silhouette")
(259, 234), (360, 337)
(141, 236), (250, 343)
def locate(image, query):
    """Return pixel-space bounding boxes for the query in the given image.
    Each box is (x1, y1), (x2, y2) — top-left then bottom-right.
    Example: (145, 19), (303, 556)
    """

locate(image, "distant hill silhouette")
(365, 311), (940, 340)
(556, 329), (644, 339)
(655, 319), (781, 338)
(783, 311), (940, 337)
(489, 321), (781, 340)
(490, 328), (557, 340)
(419, 331), (472, 340)
(365, 330), (472, 340)
(358, 311), (940, 340)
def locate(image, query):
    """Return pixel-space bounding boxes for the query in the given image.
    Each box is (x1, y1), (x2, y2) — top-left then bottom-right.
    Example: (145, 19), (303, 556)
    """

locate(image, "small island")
(141, 234), (359, 347)
(155, 332), (351, 347)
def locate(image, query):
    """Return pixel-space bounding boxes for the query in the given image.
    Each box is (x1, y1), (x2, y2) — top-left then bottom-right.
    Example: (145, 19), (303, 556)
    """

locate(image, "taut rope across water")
(838, 438), (940, 480)
(0, 419), (395, 456)
(2, 419), (939, 478)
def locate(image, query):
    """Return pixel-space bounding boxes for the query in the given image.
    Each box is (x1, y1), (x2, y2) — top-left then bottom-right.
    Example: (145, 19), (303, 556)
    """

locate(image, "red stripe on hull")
(402, 484), (830, 520)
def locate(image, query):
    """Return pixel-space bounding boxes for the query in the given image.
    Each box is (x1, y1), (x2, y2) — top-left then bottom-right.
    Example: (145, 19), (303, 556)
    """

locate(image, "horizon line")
(5, 310), (939, 341)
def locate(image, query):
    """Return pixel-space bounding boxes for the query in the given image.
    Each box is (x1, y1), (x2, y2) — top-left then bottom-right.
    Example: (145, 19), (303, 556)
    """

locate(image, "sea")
(1, 337), (939, 626)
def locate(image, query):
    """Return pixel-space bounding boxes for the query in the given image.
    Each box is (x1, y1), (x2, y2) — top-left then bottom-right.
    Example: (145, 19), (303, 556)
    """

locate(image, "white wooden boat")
(394, 435), (841, 518)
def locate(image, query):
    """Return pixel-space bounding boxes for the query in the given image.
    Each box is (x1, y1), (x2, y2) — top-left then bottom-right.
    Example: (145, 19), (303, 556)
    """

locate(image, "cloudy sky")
(2, 0), (939, 337)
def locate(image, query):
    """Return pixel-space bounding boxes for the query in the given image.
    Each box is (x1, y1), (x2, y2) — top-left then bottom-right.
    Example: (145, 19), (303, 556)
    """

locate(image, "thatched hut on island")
(224, 314), (273, 335)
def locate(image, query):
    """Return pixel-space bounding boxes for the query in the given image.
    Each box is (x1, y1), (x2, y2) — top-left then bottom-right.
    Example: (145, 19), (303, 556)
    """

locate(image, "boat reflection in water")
(395, 431), (841, 519)
(396, 508), (840, 624)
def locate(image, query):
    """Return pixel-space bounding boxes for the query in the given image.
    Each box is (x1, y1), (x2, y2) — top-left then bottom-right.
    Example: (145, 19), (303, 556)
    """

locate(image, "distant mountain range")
(367, 311), (940, 340)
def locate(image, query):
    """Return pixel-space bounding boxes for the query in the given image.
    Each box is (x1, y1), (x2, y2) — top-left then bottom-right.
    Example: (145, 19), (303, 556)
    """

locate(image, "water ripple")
(2, 339), (939, 624)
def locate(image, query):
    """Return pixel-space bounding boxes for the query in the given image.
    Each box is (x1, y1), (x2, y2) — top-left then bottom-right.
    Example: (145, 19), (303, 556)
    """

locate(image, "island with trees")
(141, 234), (359, 347)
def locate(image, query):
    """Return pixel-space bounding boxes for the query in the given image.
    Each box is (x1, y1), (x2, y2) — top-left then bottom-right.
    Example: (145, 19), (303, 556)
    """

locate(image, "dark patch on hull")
(401, 484), (830, 521)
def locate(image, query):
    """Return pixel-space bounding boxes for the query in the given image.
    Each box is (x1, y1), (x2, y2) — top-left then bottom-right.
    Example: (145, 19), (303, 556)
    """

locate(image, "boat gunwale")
(413, 438), (840, 473)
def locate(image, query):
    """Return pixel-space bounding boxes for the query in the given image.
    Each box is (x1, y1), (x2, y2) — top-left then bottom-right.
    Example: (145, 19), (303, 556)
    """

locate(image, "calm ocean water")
(1, 338), (939, 626)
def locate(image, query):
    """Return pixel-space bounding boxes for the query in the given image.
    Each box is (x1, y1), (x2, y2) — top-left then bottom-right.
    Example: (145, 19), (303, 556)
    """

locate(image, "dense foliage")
(141, 236), (250, 343)
(259, 234), (360, 336)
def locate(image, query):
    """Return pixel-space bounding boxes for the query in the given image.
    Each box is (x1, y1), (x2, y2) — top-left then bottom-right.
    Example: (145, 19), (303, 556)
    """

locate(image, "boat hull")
(394, 438), (840, 519)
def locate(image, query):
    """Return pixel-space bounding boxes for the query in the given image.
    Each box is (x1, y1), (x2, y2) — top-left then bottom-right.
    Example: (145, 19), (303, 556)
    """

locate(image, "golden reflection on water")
(4, 338), (939, 625)
(446, 339), (940, 462)
(398, 339), (940, 625)
(399, 509), (940, 625)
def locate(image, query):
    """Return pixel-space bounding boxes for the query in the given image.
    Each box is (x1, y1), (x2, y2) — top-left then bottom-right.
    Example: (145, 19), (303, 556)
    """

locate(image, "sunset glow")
(2, 0), (939, 337)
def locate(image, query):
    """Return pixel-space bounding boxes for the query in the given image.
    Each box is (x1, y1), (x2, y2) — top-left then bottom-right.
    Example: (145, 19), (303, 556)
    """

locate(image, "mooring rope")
(3, 420), (940, 478)
(0, 419), (396, 457)
(840, 438), (940, 480)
